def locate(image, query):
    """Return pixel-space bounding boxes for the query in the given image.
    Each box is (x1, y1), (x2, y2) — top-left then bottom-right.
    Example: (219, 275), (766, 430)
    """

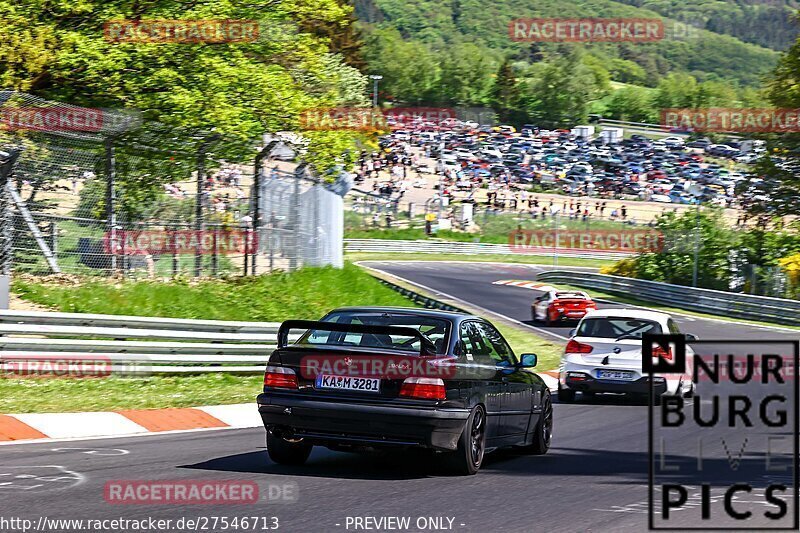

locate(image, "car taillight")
(399, 377), (446, 400)
(565, 340), (593, 354)
(652, 345), (672, 361)
(264, 366), (298, 389)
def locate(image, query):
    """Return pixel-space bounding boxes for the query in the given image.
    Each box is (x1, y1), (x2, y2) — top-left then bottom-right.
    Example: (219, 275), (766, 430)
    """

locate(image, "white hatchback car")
(558, 309), (696, 402)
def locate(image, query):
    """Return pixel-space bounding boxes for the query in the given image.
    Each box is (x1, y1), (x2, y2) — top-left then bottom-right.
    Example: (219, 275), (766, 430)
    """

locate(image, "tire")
(444, 406), (487, 475)
(557, 383), (576, 403)
(266, 430), (312, 465)
(544, 311), (553, 327)
(527, 391), (553, 455)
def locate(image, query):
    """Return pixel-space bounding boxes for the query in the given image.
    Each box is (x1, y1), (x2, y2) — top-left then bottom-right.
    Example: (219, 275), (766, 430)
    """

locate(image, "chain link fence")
(0, 91), (343, 277)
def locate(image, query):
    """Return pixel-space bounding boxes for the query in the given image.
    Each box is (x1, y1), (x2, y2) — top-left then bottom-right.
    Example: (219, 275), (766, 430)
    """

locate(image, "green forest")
(355, 0), (797, 125)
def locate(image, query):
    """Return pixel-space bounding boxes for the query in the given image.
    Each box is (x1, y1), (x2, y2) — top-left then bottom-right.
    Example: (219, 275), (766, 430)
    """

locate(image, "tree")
(652, 73), (699, 110)
(741, 27), (800, 217)
(362, 27), (441, 104)
(0, 0), (369, 173)
(439, 43), (498, 106)
(606, 87), (655, 123)
(520, 51), (598, 128)
(491, 58), (521, 123)
(606, 209), (738, 291)
(606, 58), (648, 86)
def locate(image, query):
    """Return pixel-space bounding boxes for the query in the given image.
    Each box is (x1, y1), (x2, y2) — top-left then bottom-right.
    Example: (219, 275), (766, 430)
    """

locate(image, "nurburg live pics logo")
(645, 335), (799, 530)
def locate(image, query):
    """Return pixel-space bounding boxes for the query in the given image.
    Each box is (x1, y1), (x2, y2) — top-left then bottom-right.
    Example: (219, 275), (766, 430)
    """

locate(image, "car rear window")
(295, 312), (451, 354)
(577, 317), (662, 339)
(555, 292), (587, 300)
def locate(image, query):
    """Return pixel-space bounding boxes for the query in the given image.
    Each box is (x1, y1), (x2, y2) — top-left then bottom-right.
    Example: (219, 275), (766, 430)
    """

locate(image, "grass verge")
(0, 374), (264, 414)
(12, 263), (415, 319)
(6, 264), (421, 413)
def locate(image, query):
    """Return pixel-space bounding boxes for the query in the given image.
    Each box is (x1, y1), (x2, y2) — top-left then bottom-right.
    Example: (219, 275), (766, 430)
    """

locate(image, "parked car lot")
(382, 120), (766, 208)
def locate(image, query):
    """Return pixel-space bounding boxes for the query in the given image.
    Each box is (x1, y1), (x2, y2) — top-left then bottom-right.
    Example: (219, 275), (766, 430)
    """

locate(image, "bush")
(599, 258), (638, 277)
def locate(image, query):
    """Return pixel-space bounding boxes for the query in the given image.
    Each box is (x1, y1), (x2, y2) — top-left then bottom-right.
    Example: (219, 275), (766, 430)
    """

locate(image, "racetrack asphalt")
(1, 261), (797, 532)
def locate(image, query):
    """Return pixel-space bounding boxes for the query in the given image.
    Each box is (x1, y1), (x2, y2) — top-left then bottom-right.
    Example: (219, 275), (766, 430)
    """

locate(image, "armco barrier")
(0, 310), (278, 374)
(344, 239), (631, 260)
(536, 270), (800, 326)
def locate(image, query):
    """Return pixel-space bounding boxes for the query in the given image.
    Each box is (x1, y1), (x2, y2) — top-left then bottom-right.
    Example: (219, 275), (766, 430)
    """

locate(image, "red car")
(531, 289), (597, 326)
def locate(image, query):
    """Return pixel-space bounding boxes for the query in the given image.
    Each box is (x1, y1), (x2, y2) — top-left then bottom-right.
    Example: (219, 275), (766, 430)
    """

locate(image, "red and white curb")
(493, 279), (555, 291)
(0, 403), (262, 444)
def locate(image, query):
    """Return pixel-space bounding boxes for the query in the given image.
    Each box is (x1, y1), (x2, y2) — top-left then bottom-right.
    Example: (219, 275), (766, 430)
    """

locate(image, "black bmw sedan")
(257, 307), (553, 475)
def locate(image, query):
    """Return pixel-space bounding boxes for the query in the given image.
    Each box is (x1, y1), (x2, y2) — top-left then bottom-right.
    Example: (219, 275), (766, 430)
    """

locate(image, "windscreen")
(555, 291), (588, 300)
(295, 312), (450, 354)
(577, 317), (662, 339)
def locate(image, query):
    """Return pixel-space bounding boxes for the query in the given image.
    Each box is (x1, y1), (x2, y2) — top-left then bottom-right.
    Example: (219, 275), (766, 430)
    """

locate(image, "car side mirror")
(519, 353), (538, 368)
(685, 333), (699, 341)
(568, 328), (577, 338)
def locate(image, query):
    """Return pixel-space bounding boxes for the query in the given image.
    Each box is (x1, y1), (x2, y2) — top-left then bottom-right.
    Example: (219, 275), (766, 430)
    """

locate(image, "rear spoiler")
(277, 320), (437, 355)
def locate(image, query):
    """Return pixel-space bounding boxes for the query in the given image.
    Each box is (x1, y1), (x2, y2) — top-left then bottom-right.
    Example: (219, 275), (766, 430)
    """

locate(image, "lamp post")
(369, 75), (383, 108)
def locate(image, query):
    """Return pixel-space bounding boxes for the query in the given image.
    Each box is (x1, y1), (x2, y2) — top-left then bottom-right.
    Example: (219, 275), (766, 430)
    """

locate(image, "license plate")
(315, 374), (380, 393)
(596, 370), (635, 380)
